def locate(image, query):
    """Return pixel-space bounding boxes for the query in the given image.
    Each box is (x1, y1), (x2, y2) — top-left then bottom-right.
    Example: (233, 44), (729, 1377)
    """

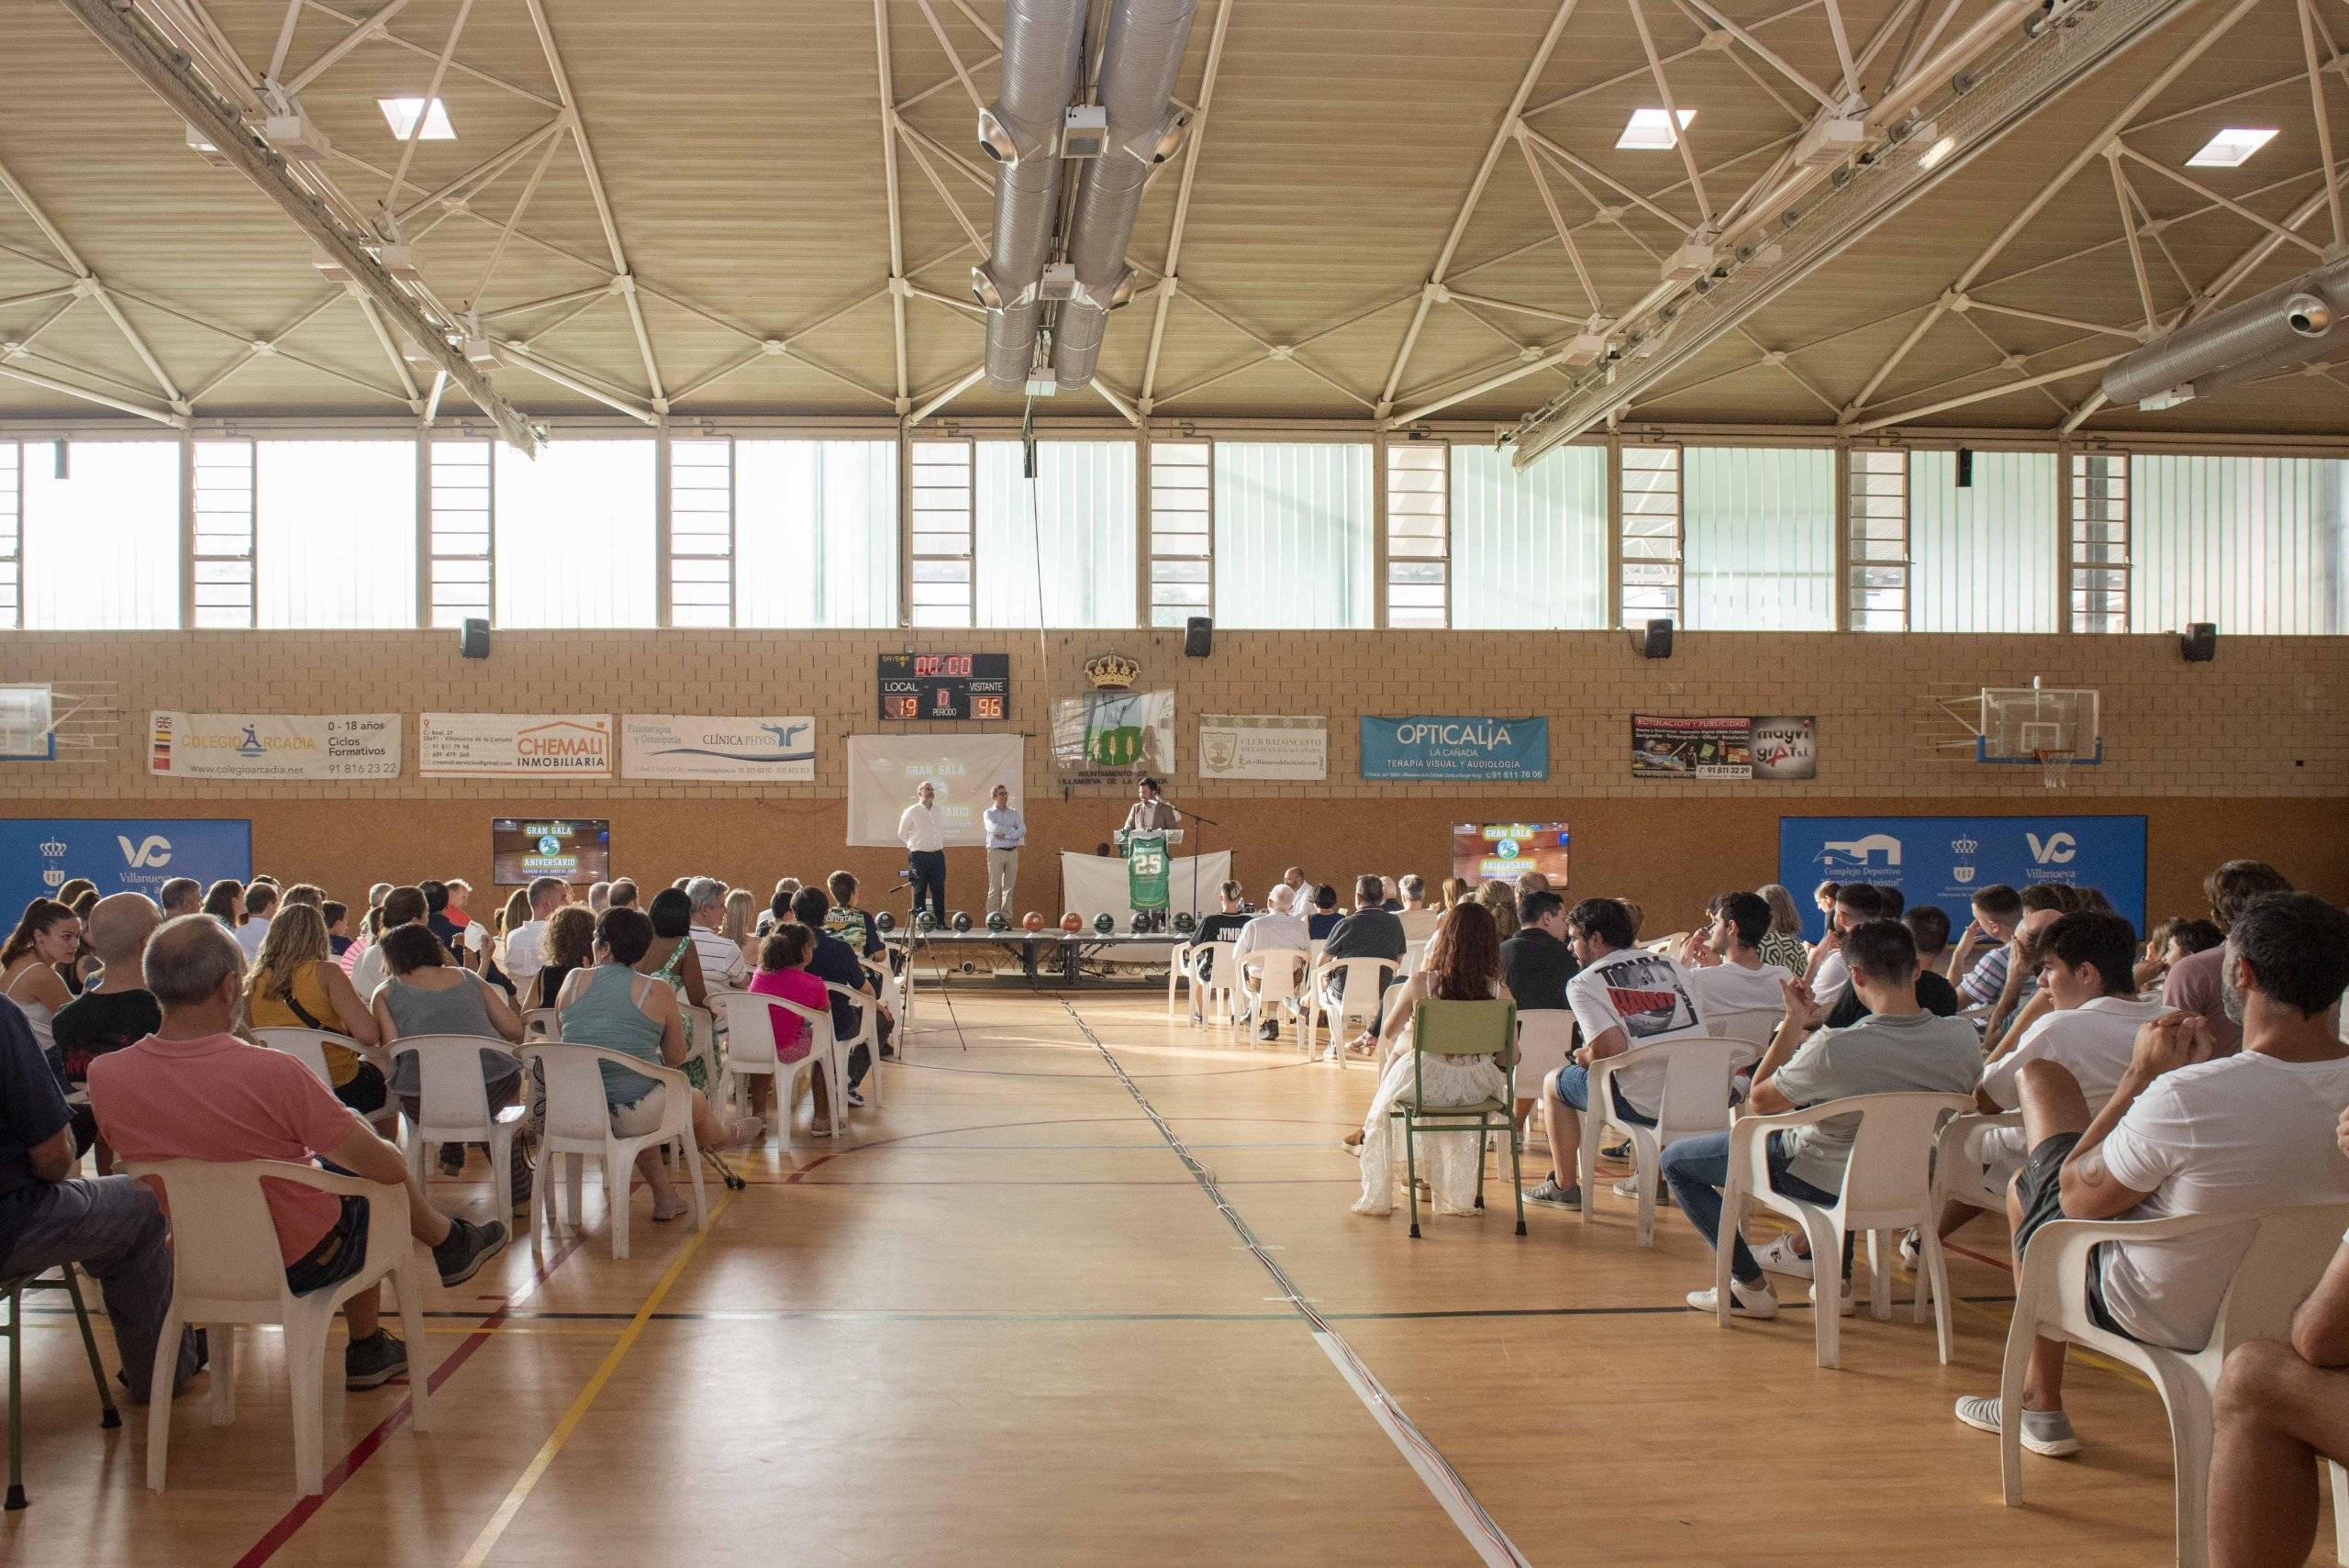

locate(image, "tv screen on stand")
(1451, 822), (1569, 886)
(491, 818), (610, 887)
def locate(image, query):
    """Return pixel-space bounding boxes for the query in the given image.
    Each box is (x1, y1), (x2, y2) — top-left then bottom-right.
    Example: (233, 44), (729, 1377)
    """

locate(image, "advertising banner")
(1632, 715), (1816, 780)
(1197, 715), (1327, 782)
(845, 734), (1023, 847)
(149, 711), (402, 781)
(1052, 689), (1175, 784)
(420, 714), (612, 778)
(0, 817), (251, 913)
(1360, 717), (1548, 782)
(1778, 814), (2148, 940)
(620, 715), (816, 782)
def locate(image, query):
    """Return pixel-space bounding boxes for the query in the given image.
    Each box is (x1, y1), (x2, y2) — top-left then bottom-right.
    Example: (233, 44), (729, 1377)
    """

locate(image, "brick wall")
(5, 627), (2344, 929)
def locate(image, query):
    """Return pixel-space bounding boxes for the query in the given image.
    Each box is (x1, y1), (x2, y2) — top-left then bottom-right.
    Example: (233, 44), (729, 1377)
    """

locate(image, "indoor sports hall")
(2, 1), (2348, 1564)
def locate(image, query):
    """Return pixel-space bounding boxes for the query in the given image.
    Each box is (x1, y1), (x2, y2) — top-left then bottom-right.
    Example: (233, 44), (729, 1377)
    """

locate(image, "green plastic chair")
(4, 1262), (121, 1510)
(1389, 998), (1523, 1240)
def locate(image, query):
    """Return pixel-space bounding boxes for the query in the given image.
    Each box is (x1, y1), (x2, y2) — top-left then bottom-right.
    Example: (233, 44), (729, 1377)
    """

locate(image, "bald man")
(52, 895), (165, 1151)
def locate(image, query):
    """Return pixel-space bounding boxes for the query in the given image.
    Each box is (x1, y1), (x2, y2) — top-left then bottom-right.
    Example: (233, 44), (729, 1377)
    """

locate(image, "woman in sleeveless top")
(639, 888), (712, 1093)
(1756, 884), (1810, 980)
(2, 897), (82, 1072)
(246, 903), (389, 1116)
(530, 904), (596, 1011)
(370, 923), (529, 1208)
(1353, 902), (1515, 1218)
(557, 907), (763, 1222)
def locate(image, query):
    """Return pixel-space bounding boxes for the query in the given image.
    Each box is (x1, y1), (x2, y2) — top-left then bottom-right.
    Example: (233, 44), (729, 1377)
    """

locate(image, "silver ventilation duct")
(1050, 0), (1197, 390)
(2101, 255), (2349, 407)
(974, 0), (1087, 391)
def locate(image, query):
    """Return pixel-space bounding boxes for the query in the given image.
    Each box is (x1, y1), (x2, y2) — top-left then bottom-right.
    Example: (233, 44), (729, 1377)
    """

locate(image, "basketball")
(1021, 912), (1045, 931)
(1059, 913), (1083, 932)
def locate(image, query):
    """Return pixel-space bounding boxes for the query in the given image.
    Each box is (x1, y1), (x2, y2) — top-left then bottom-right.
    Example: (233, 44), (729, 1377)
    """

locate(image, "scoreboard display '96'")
(876, 652), (1011, 721)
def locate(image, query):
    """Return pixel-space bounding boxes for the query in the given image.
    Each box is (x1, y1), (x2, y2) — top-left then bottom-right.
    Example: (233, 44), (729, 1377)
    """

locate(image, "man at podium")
(1122, 777), (1179, 834)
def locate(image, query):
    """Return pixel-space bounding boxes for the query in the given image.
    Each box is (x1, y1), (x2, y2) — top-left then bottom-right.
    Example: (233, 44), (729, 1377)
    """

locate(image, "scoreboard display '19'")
(876, 652), (1011, 722)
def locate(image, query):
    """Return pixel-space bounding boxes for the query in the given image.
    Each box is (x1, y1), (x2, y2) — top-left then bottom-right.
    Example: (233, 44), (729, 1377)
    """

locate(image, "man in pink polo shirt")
(89, 916), (506, 1392)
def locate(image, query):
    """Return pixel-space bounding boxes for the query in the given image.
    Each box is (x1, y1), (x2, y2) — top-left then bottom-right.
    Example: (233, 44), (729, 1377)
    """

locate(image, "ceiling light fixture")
(2186, 127), (2277, 168)
(378, 97), (455, 140)
(1616, 108), (1696, 150)
(1920, 134), (1956, 170)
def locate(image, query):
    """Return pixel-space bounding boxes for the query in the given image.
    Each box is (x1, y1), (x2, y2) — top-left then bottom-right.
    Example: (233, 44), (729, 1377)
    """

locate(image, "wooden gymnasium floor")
(4, 973), (2332, 1566)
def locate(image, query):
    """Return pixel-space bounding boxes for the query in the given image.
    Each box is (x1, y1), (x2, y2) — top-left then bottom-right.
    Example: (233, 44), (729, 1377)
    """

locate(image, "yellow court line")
(457, 1193), (732, 1568)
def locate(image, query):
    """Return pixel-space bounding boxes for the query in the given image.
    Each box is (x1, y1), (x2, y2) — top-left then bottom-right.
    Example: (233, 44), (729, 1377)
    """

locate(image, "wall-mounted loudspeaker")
(2179, 621), (2216, 663)
(1184, 616), (1213, 658)
(1641, 618), (1675, 660)
(1955, 447), (1975, 488)
(460, 617), (491, 660)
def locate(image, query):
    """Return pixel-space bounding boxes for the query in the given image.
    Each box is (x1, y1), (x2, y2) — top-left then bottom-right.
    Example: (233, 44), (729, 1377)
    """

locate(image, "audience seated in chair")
(1323, 875), (1408, 1053)
(1231, 884), (1310, 1042)
(529, 905), (597, 1013)
(88, 917), (504, 1392)
(1306, 884), (1342, 942)
(246, 904), (389, 1122)
(1820, 905), (1962, 1029)
(790, 886), (888, 1105)
(498, 876), (570, 1008)
(1497, 889), (1577, 1140)
(348, 885), (427, 1006)
(744, 925), (829, 1124)
(1754, 884), (1810, 980)
(2207, 1104), (2349, 1568)
(2163, 860), (2293, 1057)
(52, 894), (165, 1173)
(368, 925), (529, 1209)
(1803, 882), (1886, 1014)
(685, 877), (748, 991)
(1664, 918), (1981, 1318)
(1953, 892), (2349, 1458)
(1351, 902), (1513, 1218)
(556, 908), (763, 1224)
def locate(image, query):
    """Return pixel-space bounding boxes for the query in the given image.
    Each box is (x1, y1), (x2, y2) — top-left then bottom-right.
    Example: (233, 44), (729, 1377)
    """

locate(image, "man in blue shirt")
(0, 995), (203, 1405)
(983, 784), (1026, 919)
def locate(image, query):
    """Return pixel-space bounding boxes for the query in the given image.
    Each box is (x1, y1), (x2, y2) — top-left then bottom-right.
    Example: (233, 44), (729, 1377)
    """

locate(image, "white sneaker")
(1611, 1175), (1641, 1198)
(1954, 1396), (2081, 1457)
(1898, 1229), (1923, 1271)
(1751, 1233), (1814, 1280)
(1687, 1278), (1779, 1318)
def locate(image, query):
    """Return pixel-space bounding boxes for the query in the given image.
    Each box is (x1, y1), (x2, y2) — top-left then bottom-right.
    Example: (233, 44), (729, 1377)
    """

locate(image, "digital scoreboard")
(876, 652), (1011, 722)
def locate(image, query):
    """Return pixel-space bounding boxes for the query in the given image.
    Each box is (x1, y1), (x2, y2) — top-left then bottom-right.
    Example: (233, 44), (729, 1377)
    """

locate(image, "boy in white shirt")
(1954, 893), (2349, 1458)
(1676, 890), (1796, 1018)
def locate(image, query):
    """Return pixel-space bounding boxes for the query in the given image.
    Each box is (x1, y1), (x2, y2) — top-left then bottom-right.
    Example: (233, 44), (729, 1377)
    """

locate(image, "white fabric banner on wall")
(420, 714), (613, 778)
(620, 716), (816, 781)
(149, 712), (402, 781)
(1059, 850), (1231, 924)
(845, 734), (1023, 847)
(1197, 715), (1327, 782)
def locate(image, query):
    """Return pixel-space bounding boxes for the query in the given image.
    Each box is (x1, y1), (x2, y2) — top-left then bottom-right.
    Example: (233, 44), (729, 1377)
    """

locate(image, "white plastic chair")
(1712, 1092), (1975, 1368)
(1397, 940), (1428, 980)
(1302, 957), (1395, 1064)
(251, 1028), (398, 1136)
(518, 1043), (705, 1262)
(519, 1007), (558, 1042)
(1999, 1201), (2349, 1568)
(1188, 941), (1240, 1026)
(825, 983), (883, 1108)
(1166, 941), (1195, 1018)
(718, 992), (844, 1144)
(125, 1158), (429, 1496)
(1932, 1108), (2023, 1218)
(861, 954), (911, 1039)
(1579, 1037), (1762, 1246)
(1707, 1007), (1784, 1047)
(392, 1035), (524, 1200)
(1240, 948), (1315, 1047)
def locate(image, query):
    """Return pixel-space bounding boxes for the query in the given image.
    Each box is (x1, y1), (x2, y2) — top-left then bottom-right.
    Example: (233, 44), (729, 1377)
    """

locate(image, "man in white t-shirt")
(1232, 884), (1312, 1042)
(1677, 890), (1796, 1020)
(1801, 883), (1884, 1013)
(684, 877), (747, 990)
(1396, 874), (1440, 942)
(1970, 909), (2167, 1192)
(1954, 892), (2349, 1459)
(499, 875), (570, 1002)
(1521, 897), (1709, 1210)
(235, 881), (278, 962)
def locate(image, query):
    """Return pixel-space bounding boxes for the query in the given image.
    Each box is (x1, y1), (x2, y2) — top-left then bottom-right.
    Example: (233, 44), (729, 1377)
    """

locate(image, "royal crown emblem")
(1084, 652), (1140, 690)
(1951, 836), (1978, 856)
(39, 839), (66, 858)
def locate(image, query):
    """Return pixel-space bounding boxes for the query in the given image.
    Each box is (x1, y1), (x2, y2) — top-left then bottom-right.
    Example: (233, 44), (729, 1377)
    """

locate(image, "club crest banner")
(1052, 689), (1174, 784)
(1197, 715), (1327, 782)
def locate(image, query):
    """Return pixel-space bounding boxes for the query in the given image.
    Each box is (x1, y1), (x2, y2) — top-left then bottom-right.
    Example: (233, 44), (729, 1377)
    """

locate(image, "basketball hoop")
(2034, 748), (2072, 792)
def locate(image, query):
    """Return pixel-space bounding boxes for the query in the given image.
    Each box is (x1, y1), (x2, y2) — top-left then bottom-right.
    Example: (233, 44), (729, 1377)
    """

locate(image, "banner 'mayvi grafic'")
(1631, 715), (1816, 780)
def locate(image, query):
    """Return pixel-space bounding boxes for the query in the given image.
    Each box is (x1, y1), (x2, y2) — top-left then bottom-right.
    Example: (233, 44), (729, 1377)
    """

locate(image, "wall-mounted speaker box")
(1641, 618), (1675, 660)
(459, 617), (491, 660)
(2180, 622), (2216, 663)
(1184, 616), (1213, 658)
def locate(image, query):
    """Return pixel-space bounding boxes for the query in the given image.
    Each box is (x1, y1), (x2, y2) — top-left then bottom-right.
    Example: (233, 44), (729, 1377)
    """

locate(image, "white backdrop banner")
(1197, 714), (1327, 782)
(621, 715), (816, 781)
(1060, 849), (1231, 924)
(149, 711), (403, 781)
(845, 734), (1023, 847)
(420, 714), (613, 778)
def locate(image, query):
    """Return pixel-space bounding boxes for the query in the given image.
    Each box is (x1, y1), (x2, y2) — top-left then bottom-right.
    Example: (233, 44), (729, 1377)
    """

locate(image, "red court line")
(232, 1229), (590, 1568)
(1945, 1240), (2014, 1273)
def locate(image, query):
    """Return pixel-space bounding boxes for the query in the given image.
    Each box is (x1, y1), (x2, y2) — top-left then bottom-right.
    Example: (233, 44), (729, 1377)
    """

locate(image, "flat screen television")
(1451, 821), (1569, 886)
(490, 818), (610, 886)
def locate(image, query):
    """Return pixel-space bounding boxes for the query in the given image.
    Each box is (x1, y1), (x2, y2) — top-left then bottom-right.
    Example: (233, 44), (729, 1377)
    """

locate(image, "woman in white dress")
(1353, 901), (1514, 1218)
(2, 896), (83, 1063)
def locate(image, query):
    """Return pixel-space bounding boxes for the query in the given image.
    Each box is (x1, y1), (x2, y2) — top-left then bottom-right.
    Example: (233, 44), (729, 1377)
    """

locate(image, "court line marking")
(234, 1226), (591, 1568)
(455, 1191), (732, 1568)
(1056, 997), (1534, 1568)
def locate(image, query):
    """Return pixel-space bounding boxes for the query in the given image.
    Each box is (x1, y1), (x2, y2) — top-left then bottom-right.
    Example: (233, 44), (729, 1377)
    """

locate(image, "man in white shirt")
(1396, 874), (1440, 942)
(499, 875), (569, 1002)
(897, 782), (948, 928)
(235, 881), (278, 962)
(982, 784), (1026, 919)
(348, 886), (427, 1002)
(1802, 883), (1883, 1013)
(1523, 897), (1711, 1209)
(1954, 892), (2349, 1459)
(684, 876), (747, 990)
(1231, 884), (1311, 1042)
(1676, 891), (1796, 1019)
